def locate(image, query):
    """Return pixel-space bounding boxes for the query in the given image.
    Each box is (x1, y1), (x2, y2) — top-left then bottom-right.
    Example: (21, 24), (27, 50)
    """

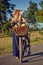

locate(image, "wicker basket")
(14, 26), (28, 36)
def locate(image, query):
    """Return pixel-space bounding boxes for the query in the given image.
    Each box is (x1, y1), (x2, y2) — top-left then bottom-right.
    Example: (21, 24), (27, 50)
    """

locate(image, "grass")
(30, 31), (43, 46)
(30, 38), (43, 46)
(0, 37), (12, 55)
(0, 31), (43, 55)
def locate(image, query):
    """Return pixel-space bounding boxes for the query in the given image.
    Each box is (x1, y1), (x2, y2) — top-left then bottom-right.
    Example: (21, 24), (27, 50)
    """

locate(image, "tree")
(27, 1), (38, 21)
(39, 1), (43, 10)
(23, 11), (28, 18)
(0, 0), (15, 33)
(0, 0), (16, 23)
(27, 1), (38, 31)
(35, 10), (43, 22)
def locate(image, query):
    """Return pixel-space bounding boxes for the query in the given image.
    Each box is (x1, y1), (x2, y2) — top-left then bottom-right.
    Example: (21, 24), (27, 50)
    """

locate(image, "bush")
(39, 30), (43, 35)
(8, 29), (12, 37)
(0, 29), (2, 33)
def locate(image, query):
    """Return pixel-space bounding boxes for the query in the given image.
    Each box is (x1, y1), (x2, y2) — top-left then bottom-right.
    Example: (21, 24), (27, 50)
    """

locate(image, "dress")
(11, 21), (30, 57)
(11, 21), (19, 57)
(12, 31), (19, 57)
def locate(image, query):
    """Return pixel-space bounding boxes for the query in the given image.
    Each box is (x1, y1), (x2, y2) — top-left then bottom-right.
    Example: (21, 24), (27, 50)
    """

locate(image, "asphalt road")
(0, 44), (43, 65)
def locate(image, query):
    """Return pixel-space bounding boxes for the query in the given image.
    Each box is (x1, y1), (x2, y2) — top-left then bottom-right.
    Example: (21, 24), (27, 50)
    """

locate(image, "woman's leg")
(12, 31), (19, 57)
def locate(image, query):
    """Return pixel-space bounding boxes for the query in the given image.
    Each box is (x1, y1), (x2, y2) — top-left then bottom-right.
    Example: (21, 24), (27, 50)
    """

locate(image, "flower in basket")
(21, 24), (26, 27)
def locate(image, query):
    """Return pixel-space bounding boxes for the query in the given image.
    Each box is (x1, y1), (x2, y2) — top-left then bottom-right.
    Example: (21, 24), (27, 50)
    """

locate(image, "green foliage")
(1, 19), (12, 36)
(26, 1), (43, 23)
(8, 29), (12, 37)
(39, 1), (43, 9)
(0, 0), (15, 23)
(39, 29), (43, 35)
(2, 21), (11, 31)
(26, 1), (38, 31)
(35, 10), (43, 22)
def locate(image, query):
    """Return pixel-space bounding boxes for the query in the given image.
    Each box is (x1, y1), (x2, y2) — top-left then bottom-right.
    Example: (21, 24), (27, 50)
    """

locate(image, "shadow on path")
(22, 52), (43, 63)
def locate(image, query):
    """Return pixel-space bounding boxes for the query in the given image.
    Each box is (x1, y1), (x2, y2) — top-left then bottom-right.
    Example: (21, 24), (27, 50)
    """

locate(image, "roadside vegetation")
(0, 30), (43, 55)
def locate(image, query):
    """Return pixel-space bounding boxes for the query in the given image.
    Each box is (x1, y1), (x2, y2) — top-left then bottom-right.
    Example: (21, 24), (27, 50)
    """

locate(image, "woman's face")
(13, 12), (19, 20)
(17, 12), (22, 21)
(13, 11), (22, 21)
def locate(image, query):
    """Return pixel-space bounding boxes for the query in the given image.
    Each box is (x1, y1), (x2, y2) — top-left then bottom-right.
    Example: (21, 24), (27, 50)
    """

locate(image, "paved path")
(0, 44), (43, 65)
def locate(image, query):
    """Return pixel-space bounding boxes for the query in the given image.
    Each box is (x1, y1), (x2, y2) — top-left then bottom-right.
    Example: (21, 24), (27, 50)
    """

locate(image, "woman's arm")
(10, 18), (17, 32)
(21, 17), (27, 23)
(10, 18), (17, 27)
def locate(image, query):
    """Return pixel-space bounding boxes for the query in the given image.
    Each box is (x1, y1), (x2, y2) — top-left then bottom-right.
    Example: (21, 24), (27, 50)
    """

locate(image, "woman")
(11, 9), (30, 59)
(11, 9), (25, 59)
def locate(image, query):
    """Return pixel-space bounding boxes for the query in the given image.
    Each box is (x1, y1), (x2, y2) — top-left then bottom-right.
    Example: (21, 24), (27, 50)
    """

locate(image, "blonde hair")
(12, 9), (22, 16)
(11, 9), (26, 24)
(12, 9), (22, 22)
